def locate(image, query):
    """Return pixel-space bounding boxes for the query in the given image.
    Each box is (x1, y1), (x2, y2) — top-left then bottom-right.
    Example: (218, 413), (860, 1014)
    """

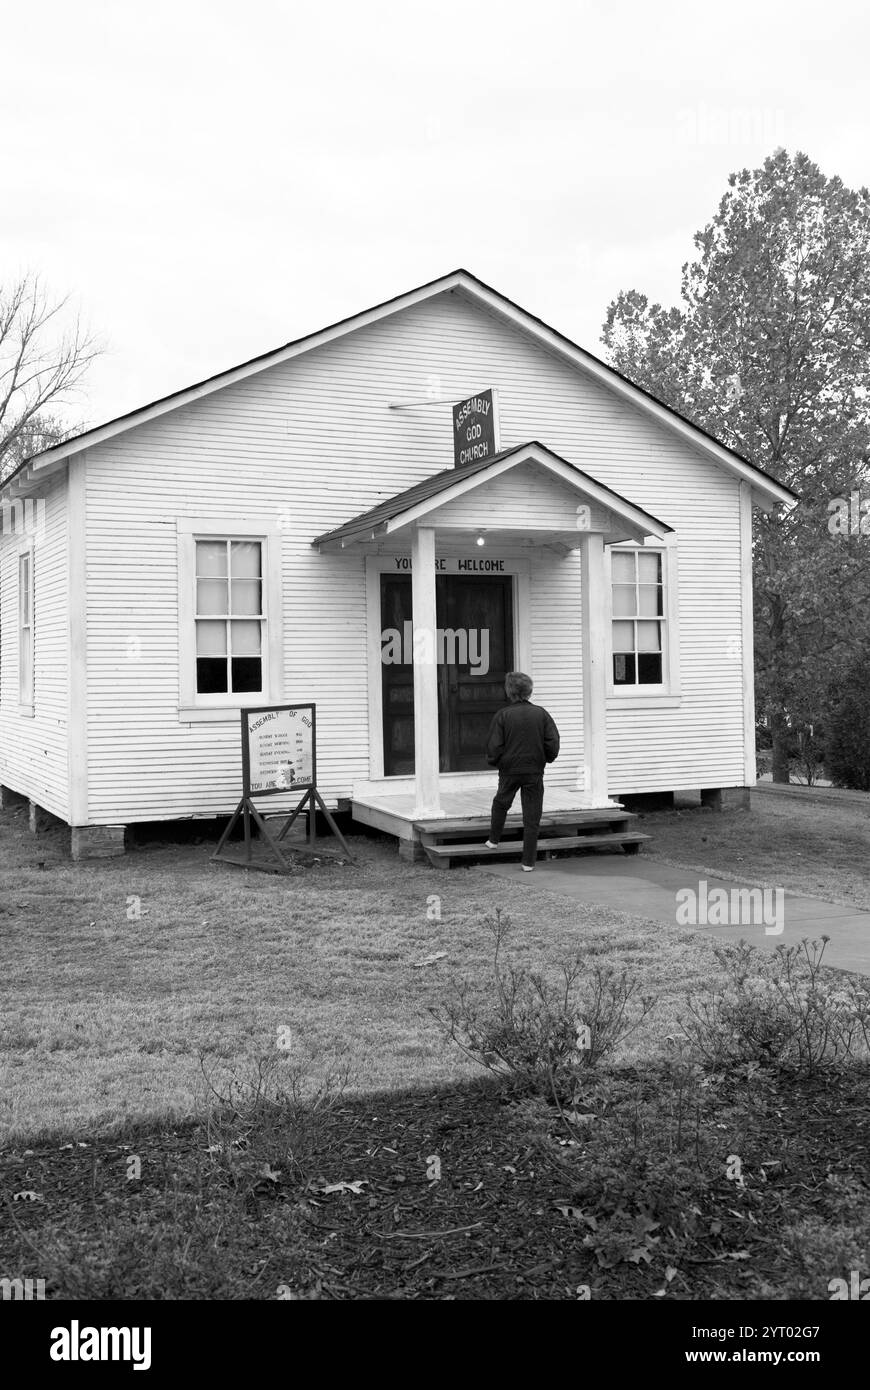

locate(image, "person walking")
(484, 671), (560, 871)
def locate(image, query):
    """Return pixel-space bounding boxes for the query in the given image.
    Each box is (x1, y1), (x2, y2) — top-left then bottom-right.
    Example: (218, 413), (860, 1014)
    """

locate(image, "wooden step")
(420, 821), (633, 847)
(414, 808), (636, 836)
(423, 831), (650, 868)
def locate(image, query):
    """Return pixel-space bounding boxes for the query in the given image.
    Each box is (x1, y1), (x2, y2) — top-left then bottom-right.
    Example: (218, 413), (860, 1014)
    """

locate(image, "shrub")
(682, 938), (870, 1073)
(197, 1040), (353, 1196)
(432, 910), (655, 1100)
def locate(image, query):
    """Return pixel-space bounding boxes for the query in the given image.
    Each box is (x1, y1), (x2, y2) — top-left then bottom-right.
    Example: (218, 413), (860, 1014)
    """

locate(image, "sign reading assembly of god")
(243, 704), (315, 796)
(452, 388), (498, 468)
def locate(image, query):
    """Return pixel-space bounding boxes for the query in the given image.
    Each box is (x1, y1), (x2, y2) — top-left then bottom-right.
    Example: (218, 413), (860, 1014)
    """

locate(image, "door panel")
(440, 576), (514, 771)
(381, 576), (416, 776)
(380, 574), (514, 775)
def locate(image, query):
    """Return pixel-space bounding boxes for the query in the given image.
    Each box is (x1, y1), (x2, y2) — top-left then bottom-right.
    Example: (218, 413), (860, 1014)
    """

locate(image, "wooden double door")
(381, 574), (515, 775)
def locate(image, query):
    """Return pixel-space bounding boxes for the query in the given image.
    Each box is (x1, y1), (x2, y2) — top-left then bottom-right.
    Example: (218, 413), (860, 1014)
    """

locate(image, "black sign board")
(212, 703), (352, 874)
(452, 388), (498, 468)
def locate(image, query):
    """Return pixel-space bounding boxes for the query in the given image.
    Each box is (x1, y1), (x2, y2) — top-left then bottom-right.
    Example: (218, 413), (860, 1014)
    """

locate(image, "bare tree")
(0, 274), (100, 481)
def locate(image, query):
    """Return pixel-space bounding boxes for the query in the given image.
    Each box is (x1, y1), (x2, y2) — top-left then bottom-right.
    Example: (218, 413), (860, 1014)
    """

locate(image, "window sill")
(607, 693), (682, 710)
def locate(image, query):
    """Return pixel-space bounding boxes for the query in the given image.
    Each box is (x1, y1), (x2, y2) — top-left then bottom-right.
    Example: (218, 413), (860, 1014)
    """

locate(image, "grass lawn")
(1, 795), (868, 1300)
(1, 802), (715, 1142)
(639, 790), (870, 909)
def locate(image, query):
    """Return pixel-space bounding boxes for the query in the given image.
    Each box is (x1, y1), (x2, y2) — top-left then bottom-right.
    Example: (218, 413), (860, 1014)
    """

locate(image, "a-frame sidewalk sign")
(212, 703), (353, 873)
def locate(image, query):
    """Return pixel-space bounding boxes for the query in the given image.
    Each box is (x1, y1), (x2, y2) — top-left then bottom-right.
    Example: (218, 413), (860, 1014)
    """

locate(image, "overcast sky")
(3, 0), (869, 430)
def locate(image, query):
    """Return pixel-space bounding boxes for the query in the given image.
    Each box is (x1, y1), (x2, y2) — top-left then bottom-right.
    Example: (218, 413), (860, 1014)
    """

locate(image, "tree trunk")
(770, 708), (791, 784)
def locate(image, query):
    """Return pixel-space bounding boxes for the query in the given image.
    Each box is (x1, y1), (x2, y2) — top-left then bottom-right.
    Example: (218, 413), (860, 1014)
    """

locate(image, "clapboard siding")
(0, 473), (70, 818)
(426, 461), (611, 532)
(79, 287), (746, 823)
(529, 549), (583, 791)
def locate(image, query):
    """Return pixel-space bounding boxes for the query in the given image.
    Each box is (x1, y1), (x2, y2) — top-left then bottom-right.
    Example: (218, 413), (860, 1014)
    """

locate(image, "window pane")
(637, 584), (662, 617)
(637, 552), (662, 584)
(19, 555), (31, 621)
(230, 619), (261, 655)
(638, 652), (663, 683)
(612, 552), (636, 582)
(196, 657), (228, 693)
(613, 653), (635, 685)
(231, 541), (261, 578)
(20, 644), (32, 699)
(196, 541), (227, 577)
(230, 579), (262, 615)
(231, 657), (262, 692)
(197, 578), (228, 615)
(612, 583), (636, 617)
(636, 620), (661, 652)
(612, 620), (635, 653)
(196, 620), (227, 656)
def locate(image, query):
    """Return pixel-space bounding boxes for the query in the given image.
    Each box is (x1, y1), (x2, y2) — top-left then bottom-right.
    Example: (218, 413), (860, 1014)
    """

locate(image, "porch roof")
(312, 440), (673, 550)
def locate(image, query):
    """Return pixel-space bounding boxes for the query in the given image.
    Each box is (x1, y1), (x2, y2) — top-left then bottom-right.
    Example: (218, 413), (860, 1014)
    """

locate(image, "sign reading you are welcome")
(453, 388), (498, 467)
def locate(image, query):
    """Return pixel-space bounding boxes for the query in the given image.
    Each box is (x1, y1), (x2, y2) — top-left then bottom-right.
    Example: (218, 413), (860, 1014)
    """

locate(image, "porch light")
(476, 530), (486, 546)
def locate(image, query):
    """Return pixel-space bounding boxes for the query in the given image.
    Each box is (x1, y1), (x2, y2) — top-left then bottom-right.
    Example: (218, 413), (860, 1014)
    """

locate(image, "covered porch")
(313, 440), (672, 860)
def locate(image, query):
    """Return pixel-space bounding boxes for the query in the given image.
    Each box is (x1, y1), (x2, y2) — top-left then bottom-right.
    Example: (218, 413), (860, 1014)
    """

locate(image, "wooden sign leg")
(312, 788), (354, 860)
(245, 799), (295, 874)
(211, 798), (246, 863)
(275, 790), (311, 843)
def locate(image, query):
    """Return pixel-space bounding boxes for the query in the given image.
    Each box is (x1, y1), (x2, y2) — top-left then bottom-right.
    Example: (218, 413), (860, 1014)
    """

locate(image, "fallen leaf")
(554, 1204), (596, 1228)
(628, 1245), (653, 1264)
(12, 1190), (43, 1202)
(319, 1180), (367, 1196)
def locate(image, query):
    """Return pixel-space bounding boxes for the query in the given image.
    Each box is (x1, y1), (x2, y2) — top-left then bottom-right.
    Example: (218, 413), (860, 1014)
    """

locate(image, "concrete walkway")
(484, 855), (870, 975)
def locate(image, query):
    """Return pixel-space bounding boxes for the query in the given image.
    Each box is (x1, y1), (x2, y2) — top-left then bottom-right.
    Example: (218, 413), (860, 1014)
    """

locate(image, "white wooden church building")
(0, 270), (795, 859)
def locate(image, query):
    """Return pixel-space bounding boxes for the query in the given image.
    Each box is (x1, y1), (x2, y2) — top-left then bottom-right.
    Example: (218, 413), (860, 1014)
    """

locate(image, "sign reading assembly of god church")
(453, 388), (498, 467)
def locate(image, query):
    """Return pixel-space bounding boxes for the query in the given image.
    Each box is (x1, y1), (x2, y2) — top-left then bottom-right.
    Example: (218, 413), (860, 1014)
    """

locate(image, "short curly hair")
(505, 671), (533, 702)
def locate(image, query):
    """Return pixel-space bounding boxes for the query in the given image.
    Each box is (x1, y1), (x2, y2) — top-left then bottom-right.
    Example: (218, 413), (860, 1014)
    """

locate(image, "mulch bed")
(2, 1065), (868, 1300)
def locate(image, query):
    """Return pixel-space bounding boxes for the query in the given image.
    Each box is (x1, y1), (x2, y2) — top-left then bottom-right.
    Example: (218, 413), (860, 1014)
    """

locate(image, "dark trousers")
(490, 773), (544, 867)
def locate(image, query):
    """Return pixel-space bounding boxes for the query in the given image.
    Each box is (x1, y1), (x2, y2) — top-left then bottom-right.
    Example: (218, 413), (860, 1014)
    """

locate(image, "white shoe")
(484, 840), (498, 849)
(522, 865), (535, 872)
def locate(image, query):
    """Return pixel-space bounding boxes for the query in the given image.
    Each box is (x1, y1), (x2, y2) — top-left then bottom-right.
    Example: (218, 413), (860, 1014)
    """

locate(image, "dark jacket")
(485, 700), (560, 775)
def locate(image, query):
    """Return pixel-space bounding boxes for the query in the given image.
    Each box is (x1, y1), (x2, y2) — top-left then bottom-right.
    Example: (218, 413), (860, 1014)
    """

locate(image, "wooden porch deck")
(351, 785), (621, 838)
(351, 785), (650, 866)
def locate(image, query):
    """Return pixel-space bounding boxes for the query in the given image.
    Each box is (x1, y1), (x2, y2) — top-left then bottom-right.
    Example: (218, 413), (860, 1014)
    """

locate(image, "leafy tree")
(602, 149), (870, 782)
(825, 653), (870, 791)
(0, 274), (99, 481)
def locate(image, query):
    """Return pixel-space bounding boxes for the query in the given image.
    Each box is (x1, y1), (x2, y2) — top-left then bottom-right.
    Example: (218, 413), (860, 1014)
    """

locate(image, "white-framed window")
(18, 547), (34, 711)
(611, 548), (664, 685)
(606, 542), (680, 702)
(177, 518), (283, 721)
(195, 539), (264, 696)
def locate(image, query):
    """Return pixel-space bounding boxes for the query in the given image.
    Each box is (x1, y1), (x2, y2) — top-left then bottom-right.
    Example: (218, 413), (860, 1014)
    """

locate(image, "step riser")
(421, 823), (632, 846)
(414, 810), (637, 836)
(424, 832), (650, 866)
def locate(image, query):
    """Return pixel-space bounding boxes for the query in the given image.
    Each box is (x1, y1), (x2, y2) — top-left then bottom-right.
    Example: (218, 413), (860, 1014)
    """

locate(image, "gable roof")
(2, 268), (797, 508)
(313, 441), (673, 549)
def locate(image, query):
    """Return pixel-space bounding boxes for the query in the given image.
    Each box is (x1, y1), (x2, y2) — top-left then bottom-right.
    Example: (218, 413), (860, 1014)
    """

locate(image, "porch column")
(580, 533), (610, 804)
(411, 525), (441, 818)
